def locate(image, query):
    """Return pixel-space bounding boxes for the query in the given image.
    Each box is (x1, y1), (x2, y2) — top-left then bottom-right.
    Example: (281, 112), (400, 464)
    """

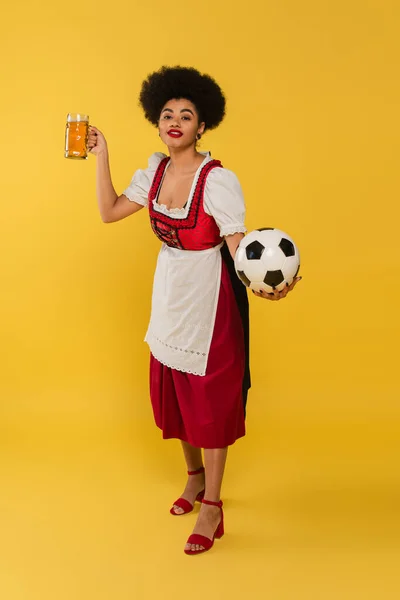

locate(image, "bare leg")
(185, 447), (228, 552)
(203, 447), (228, 501)
(181, 440), (203, 472)
(172, 441), (205, 514)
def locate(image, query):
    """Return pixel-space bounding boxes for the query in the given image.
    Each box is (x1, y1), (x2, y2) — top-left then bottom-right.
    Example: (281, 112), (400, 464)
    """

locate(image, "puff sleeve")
(203, 167), (247, 237)
(122, 152), (166, 207)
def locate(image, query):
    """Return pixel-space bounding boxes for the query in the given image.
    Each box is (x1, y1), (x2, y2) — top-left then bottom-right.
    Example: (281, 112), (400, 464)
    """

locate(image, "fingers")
(88, 126), (98, 138)
(252, 289), (279, 300)
(251, 276), (302, 301)
(87, 126), (98, 151)
(287, 276), (302, 291)
(87, 126), (108, 155)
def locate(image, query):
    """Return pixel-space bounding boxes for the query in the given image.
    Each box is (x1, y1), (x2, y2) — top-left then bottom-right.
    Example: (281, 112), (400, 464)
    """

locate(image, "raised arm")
(89, 126), (144, 223)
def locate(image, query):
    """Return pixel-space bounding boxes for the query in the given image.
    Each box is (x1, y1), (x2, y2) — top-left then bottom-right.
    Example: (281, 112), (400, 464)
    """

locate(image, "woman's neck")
(168, 146), (205, 174)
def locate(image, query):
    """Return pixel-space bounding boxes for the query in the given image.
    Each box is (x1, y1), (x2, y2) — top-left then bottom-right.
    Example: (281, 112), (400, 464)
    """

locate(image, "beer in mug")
(65, 113), (89, 159)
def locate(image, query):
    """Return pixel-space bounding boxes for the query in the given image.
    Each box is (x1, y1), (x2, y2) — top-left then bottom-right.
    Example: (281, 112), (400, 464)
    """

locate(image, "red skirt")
(149, 259), (246, 449)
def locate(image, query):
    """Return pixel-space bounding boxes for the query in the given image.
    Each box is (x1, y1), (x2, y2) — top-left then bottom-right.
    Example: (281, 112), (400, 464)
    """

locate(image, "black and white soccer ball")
(234, 228), (300, 293)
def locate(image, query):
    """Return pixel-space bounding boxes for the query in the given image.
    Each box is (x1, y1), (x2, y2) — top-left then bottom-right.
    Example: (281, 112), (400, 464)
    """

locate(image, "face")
(158, 98), (205, 149)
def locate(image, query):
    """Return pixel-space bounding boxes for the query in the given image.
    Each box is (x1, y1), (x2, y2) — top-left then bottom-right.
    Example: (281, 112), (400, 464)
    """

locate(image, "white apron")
(145, 241), (224, 376)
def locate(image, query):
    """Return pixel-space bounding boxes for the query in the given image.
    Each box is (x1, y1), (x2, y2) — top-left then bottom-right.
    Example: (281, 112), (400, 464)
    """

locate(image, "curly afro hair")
(139, 66), (226, 131)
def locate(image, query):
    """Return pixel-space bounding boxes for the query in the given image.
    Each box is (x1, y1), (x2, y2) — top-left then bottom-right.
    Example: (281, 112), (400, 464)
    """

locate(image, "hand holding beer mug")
(87, 125), (107, 156)
(64, 113), (107, 159)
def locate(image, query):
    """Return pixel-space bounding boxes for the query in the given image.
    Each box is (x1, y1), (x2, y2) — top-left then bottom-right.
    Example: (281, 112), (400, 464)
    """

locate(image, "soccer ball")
(234, 228), (300, 293)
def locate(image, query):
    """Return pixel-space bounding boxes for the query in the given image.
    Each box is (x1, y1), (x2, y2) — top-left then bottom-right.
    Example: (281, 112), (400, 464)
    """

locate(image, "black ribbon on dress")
(220, 242), (251, 416)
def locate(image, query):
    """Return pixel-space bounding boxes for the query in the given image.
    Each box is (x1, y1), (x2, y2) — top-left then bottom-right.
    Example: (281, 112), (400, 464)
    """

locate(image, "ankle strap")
(187, 466), (205, 476)
(202, 498), (223, 508)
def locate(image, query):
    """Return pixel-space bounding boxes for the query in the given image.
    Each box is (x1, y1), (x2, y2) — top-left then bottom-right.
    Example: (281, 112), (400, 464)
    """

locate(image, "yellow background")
(1, 0), (399, 598)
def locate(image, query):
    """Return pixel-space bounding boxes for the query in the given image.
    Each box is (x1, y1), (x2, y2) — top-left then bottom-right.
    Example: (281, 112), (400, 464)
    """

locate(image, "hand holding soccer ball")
(234, 228), (302, 301)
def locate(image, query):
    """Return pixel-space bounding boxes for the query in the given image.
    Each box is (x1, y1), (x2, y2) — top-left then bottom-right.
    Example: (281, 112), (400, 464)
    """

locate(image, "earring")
(196, 133), (202, 140)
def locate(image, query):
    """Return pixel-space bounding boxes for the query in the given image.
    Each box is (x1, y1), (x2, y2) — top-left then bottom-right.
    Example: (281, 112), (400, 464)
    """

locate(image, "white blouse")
(122, 152), (247, 375)
(122, 152), (247, 238)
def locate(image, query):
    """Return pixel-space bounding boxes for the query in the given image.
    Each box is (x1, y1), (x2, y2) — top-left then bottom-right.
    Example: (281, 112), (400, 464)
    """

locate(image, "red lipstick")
(167, 129), (183, 138)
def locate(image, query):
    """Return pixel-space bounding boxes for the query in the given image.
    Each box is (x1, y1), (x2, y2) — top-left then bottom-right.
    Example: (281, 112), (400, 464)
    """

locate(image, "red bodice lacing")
(148, 157), (224, 251)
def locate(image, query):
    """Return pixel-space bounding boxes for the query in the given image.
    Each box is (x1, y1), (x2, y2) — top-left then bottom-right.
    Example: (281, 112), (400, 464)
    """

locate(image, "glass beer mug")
(64, 113), (89, 159)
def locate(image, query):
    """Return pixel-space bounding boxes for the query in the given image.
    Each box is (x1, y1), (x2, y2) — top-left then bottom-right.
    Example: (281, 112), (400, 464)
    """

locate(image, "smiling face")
(158, 98), (205, 149)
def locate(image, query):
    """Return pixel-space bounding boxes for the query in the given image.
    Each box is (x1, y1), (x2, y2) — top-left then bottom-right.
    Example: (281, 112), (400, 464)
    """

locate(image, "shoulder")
(147, 151), (168, 171)
(203, 163), (246, 219)
(123, 152), (168, 203)
(202, 163), (246, 229)
(205, 165), (243, 194)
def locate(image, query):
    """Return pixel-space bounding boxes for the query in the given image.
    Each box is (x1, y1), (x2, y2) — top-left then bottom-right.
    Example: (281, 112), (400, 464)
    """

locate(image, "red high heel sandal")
(170, 466), (205, 516)
(184, 498), (224, 555)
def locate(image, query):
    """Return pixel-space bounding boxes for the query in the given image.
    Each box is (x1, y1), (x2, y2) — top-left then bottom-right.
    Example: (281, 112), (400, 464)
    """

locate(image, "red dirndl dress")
(147, 157), (250, 449)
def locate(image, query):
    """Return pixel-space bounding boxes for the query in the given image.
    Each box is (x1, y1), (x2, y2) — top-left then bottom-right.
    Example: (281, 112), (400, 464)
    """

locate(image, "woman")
(89, 66), (300, 555)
